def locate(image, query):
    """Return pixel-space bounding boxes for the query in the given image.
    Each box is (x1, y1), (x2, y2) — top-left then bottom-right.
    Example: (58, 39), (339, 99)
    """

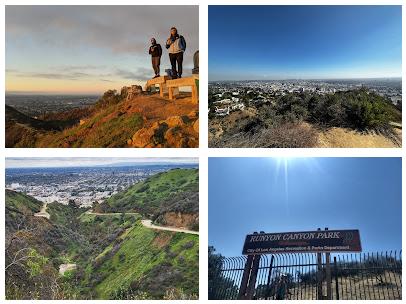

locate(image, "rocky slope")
(6, 88), (198, 148)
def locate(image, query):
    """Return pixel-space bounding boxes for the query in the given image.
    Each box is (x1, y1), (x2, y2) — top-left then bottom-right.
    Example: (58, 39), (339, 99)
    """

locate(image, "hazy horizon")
(6, 6), (198, 94)
(209, 6), (402, 81)
(209, 76), (402, 82)
(5, 157), (199, 169)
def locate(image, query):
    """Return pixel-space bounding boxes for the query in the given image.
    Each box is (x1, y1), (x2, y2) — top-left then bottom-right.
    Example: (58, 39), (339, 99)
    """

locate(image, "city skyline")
(6, 6), (198, 94)
(6, 157), (199, 168)
(209, 5), (402, 81)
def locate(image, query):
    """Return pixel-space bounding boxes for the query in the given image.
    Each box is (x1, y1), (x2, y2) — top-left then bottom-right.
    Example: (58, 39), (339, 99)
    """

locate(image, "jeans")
(169, 52), (183, 78)
(151, 56), (161, 76)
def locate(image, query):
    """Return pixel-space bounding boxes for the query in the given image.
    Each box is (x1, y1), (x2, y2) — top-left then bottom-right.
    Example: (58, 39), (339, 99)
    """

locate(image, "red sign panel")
(243, 229), (362, 255)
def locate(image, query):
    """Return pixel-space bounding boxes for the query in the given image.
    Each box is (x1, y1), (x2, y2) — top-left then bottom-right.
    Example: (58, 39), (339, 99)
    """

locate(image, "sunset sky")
(6, 6), (198, 94)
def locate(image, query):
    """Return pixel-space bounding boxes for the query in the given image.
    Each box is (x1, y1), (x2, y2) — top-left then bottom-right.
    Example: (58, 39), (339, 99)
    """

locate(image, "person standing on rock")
(149, 38), (162, 78)
(166, 27), (186, 78)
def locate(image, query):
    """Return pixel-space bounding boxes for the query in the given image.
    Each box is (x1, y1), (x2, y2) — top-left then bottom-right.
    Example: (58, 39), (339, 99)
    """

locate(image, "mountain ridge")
(6, 89), (199, 148)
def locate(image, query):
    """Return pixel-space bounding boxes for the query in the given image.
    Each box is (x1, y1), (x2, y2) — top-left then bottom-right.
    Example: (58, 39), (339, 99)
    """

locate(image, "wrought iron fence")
(209, 251), (402, 300)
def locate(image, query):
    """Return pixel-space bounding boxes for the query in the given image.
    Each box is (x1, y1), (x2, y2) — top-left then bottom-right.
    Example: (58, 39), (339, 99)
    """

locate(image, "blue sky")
(209, 158), (401, 257)
(209, 6), (402, 80)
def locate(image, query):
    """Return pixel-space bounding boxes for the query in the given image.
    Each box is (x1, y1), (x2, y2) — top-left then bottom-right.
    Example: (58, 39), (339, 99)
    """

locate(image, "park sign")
(242, 229), (362, 255)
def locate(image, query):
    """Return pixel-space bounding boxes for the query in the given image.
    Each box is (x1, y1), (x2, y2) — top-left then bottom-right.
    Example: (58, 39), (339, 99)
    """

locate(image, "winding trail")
(141, 219), (199, 235)
(86, 210), (198, 235)
(85, 210), (138, 216)
(34, 203), (50, 219)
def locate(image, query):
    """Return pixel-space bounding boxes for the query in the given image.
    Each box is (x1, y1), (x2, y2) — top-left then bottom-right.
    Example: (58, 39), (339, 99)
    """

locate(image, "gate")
(209, 251), (402, 300)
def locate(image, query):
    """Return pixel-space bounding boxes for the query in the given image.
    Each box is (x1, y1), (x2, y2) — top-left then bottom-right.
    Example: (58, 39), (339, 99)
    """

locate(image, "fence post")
(334, 257), (339, 300)
(265, 255), (275, 299)
(325, 228), (332, 300)
(238, 255), (254, 299)
(246, 254), (261, 299)
(316, 228), (323, 300)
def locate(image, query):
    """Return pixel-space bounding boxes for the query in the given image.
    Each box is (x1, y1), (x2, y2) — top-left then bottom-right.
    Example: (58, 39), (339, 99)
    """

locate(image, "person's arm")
(180, 36), (186, 51)
(165, 38), (172, 49)
(158, 44), (162, 56)
(149, 46), (152, 54)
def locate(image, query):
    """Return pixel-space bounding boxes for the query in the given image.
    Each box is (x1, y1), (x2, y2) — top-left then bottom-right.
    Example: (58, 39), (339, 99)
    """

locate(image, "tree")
(208, 246), (238, 299)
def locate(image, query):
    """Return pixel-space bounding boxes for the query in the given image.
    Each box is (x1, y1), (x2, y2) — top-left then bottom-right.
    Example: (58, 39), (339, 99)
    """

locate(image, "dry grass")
(260, 271), (402, 300)
(317, 126), (402, 148)
(34, 93), (197, 148)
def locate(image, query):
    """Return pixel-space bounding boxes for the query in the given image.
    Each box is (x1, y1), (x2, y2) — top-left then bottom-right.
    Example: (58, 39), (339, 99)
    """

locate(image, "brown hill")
(6, 91), (199, 148)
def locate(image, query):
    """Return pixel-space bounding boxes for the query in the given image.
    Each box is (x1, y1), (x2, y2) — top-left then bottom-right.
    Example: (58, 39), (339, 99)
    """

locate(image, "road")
(141, 219), (199, 235)
(34, 203), (50, 219)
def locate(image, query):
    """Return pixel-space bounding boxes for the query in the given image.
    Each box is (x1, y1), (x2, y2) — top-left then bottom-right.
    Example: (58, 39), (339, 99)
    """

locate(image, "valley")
(5, 166), (199, 300)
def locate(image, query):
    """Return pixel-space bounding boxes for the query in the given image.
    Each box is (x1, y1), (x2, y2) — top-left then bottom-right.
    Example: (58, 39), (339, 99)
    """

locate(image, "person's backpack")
(179, 35), (186, 51)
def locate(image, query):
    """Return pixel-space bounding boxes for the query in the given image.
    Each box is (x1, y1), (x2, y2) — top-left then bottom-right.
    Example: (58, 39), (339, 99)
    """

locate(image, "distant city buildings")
(209, 79), (402, 117)
(6, 167), (167, 207)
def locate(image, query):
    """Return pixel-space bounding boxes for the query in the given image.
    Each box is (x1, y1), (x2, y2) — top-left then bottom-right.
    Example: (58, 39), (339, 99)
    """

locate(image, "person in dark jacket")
(165, 27), (186, 78)
(149, 38), (162, 78)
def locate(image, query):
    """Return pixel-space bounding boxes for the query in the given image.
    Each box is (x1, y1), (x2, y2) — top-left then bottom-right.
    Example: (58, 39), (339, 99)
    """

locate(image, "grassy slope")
(5, 189), (42, 215)
(36, 102), (143, 148)
(91, 221), (198, 299)
(106, 168), (199, 214)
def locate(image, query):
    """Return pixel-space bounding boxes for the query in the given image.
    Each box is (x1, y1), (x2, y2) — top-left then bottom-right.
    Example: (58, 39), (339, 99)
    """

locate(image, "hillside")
(209, 89), (402, 148)
(5, 172), (199, 300)
(102, 168), (199, 230)
(6, 90), (199, 148)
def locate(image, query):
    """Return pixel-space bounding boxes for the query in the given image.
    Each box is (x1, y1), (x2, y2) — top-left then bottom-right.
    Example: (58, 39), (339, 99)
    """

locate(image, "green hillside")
(104, 168), (199, 216)
(5, 171), (199, 300)
(6, 189), (42, 216)
(85, 220), (198, 299)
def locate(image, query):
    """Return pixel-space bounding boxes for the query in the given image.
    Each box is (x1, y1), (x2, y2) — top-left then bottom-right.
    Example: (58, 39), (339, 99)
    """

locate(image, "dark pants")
(169, 52), (183, 78)
(151, 56), (160, 76)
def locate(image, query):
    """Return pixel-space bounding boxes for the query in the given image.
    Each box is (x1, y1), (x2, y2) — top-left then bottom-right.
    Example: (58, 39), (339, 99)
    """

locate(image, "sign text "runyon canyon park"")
(242, 229), (362, 255)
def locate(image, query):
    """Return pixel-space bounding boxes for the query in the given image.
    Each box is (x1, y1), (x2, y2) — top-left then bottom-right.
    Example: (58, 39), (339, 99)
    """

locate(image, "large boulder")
(122, 85), (143, 101)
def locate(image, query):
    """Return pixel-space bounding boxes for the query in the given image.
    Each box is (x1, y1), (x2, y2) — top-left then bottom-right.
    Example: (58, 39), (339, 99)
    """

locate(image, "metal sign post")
(325, 228), (333, 300)
(316, 228), (323, 300)
(238, 254), (255, 299)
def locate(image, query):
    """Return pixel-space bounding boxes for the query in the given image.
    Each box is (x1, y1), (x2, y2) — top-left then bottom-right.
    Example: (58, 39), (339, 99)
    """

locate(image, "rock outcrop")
(121, 85), (143, 101)
(129, 111), (199, 148)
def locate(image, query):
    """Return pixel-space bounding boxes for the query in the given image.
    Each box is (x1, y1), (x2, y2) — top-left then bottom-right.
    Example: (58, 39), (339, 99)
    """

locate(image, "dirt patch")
(160, 212), (198, 230)
(152, 233), (173, 249)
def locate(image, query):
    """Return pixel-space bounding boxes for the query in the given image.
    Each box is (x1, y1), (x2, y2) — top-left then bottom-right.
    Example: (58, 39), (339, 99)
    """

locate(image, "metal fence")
(209, 251), (402, 300)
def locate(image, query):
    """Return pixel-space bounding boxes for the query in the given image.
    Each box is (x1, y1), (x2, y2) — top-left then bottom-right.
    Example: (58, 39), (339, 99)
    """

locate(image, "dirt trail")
(317, 127), (402, 148)
(34, 203), (50, 219)
(85, 210), (138, 216)
(85, 210), (198, 234)
(141, 219), (199, 235)
(59, 263), (77, 275)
